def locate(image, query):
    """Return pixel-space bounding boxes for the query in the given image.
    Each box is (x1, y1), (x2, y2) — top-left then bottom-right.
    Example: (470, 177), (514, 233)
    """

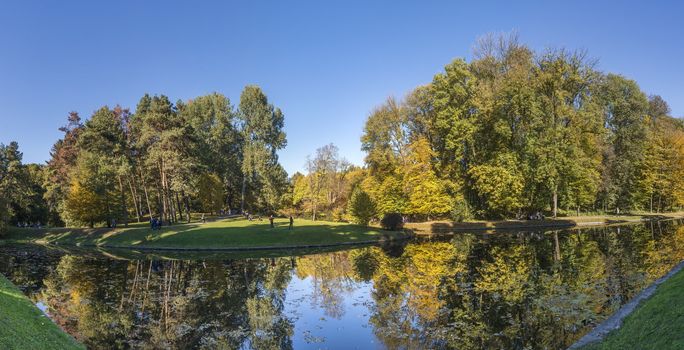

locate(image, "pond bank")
(573, 260), (684, 349)
(1, 218), (411, 251)
(406, 212), (684, 234)
(0, 274), (83, 349)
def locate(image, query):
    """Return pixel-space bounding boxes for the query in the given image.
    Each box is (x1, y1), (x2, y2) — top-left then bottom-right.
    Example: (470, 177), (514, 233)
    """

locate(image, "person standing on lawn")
(269, 215), (274, 228)
(289, 215), (294, 230)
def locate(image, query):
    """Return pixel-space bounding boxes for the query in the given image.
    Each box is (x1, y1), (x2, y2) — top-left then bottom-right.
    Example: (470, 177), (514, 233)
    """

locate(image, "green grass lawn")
(0, 274), (83, 350)
(2, 217), (407, 250)
(582, 268), (684, 350)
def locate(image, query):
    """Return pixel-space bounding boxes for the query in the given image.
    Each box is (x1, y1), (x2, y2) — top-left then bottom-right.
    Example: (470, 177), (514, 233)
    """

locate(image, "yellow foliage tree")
(404, 138), (452, 220)
(64, 180), (105, 227)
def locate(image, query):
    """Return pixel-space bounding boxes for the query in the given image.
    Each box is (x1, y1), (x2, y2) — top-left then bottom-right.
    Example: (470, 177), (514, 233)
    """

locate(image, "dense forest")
(295, 35), (684, 222)
(0, 86), (287, 231)
(1, 35), (683, 232)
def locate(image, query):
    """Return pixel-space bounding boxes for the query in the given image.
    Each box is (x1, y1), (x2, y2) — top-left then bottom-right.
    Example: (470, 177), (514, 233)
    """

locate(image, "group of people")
(146, 212), (293, 231)
(16, 221), (42, 228)
(150, 217), (162, 230)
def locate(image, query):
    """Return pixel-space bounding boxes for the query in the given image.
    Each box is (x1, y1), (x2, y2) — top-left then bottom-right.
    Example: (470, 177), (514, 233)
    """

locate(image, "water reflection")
(1, 220), (684, 349)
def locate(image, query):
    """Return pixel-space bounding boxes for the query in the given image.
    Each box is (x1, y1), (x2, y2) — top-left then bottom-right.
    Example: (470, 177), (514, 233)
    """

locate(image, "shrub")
(348, 188), (376, 226)
(332, 207), (346, 222)
(450, 200), (472, 222)
(381, 213), (404, 231)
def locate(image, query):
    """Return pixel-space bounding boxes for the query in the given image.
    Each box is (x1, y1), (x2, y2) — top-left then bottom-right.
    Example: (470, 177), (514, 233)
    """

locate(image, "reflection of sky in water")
(285, 276), (382, 349)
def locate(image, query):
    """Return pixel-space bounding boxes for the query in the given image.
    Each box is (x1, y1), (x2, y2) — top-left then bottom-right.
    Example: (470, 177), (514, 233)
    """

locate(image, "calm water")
(2, 220), (684, 349)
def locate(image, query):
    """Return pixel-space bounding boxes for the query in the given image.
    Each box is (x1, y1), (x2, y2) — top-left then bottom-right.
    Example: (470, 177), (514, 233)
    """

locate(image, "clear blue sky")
(1, 0), (682, 175)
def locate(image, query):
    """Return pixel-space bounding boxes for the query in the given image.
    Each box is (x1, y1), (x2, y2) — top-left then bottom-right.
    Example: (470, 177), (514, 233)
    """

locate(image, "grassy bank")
(406, 212), (684, 234)
(0, 274), (83, 349)
(2, 217), (407, 250)
(582, 267), (684, 349)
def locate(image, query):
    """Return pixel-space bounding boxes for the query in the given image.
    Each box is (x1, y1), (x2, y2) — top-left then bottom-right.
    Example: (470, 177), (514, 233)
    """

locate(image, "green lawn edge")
(0, 274), (83, 350)
(1, 218), (411, 251)
(581, 266), (684, 350)
(406, 212), (684, 234)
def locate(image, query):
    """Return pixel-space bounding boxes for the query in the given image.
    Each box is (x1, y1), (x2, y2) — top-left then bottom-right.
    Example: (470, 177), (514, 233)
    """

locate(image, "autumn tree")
(598, 74), (650, 212)
(348, 188), (376, 226)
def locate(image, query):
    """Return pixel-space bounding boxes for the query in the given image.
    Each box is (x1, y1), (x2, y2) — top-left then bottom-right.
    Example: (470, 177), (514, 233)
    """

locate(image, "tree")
(0, 142), (29, 232)
(468, 153), (524, 218)
(361, 98), (411, 176)
(133, 94), (197, 224)
(531, 50), (602, 217)
(12, 164), (49, 225)
(404, 138), (452, 220)
(348, 188), (376, 226)
(305, 144), (341, 220)
(430, 58), (477, 183)
(78, 106), (131, 226)
(44, 112), (83, 226)
(62, 151), (117, 227)
(237, 86), (287, 212)
(598, 74), (649, 212)
(64, 179), (106, 228)
(196, 173), (224, 214)
(181, 93), (241, 211)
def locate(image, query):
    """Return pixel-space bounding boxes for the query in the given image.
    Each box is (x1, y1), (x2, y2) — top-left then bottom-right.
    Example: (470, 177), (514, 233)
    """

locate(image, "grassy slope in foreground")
(0, 274), (83, 350)
(582, 268), (684, 350)
(3, 218), (405, 250)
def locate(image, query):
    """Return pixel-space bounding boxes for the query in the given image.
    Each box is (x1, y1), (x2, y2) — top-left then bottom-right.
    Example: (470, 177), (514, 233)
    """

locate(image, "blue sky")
(1, 0), (682, 175)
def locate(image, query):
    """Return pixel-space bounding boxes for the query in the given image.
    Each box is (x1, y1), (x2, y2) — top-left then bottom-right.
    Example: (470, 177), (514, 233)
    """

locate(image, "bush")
(450, 200), (472, 222)
(348, 188), (376, 226)
(332, 207), (346, 222)
(381, 213), (404, 231)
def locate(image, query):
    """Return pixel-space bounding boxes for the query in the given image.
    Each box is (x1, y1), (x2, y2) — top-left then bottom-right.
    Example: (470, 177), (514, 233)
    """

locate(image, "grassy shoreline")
(0, 274), (83, 349)
(3, 212), (682, 250)
(1, 217), (409, 250)
(580, 265), (684, 349)
(406, 212), (684, 234)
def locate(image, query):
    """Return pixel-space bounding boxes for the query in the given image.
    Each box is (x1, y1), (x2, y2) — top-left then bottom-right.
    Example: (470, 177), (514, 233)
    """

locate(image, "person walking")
(201, 213), (206, 224)
(269, 215), (274, 228)
(289, 215), (294, 230)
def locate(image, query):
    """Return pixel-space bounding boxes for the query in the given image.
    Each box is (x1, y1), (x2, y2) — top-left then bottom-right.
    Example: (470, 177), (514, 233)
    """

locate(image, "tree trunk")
(240, 176), (247, 213)
(183, 193), (191, 223)
(175, 192), (183, 222)
(105, 197), (112, 228)
(139, 168), (153, 219)
(553, 231), (561, 262)
(160, 161), (168, 225)
(118, 176), (129, 227)
(552, 188), (558, 218)
(313, 200), (317, 221)
(650, 194), (654, 213)
(127, 176), (142, 223)
(658, 195), (662, 213)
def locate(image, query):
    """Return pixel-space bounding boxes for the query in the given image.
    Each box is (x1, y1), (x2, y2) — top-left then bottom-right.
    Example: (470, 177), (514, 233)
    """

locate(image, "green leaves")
(468, 154), (524, 217)
(238, 86), (288, 211)
(348, 188), (376, 226)
(359, 36), (680, 219)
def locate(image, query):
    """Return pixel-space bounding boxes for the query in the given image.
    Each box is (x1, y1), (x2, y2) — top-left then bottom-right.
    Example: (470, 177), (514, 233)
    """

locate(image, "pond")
(2, 220), (684, 349)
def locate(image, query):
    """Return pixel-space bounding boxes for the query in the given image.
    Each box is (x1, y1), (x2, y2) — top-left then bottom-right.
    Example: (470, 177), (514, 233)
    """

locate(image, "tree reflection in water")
(1, 220), (684, 349)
